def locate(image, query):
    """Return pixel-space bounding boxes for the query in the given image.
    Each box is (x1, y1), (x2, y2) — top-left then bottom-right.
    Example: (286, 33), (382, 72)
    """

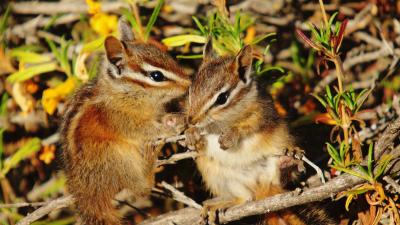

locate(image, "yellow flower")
(39, 145), (56, 164)
(86, 0), (101, 15)
(89, 13), (118, 36)
(86, 0), (117, 36)
(42, 77), (76, 115)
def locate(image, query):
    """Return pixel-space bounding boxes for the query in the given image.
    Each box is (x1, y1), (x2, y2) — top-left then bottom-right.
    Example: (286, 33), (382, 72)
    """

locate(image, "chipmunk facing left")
(61, 19), (190, 225)
(185, 41), (335, 225)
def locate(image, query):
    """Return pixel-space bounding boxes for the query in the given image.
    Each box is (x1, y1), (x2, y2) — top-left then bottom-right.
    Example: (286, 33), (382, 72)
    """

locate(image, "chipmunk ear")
(203, 38), (217, 61)
(118, 17), (134, 42)
(234, 45), (253, 84)
(104, 36), (125, 75)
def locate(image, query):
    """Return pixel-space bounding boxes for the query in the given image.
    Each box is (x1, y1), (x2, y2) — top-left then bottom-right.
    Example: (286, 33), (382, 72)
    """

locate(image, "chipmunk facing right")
(61, 19), (190, 225)
(185, 41), (335, 225)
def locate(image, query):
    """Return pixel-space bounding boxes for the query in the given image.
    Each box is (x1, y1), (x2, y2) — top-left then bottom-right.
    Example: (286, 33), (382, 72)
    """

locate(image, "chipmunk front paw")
(143, 140), (164, 166)
(281, 147), (305, 172)
(218, 128), (239, 150)
(184, 126), (202, 151)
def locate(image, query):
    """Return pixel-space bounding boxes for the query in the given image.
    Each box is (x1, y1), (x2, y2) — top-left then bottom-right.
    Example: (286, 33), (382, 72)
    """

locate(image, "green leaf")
(326, 85), (333, 100)
(374, 154), (393, 180)
(121, 8), (141, 37)
(356, 165), (369, 177)
(310, 93), (327, 107)
(44, 14), (62, 31)
(0, 5), (11, 38)
(9, 44), (44, 53)
(81, 36), (106, 53)
(162, 34), (206, 47)
(328, 12), (338, 27)
(339, 142), (347, 162)
(355, 88), (370, 112)
(250, 33), (275, 45)
(88, 55), (100, 80)
(0, 128), (5, 170)
(234, 12), (241, 38)
(144, 0), (164, 41)
(367, 143), (373, 178)
(192, 16), (206, 35)
(46, 39), (61, 63)
(0, 138), (41, 179)
(326, 143), (341, 164)
(331, 165), (371, 181)
(10, 50), (52, 64)
(7, 62), (58, 83)
(333, 93), (341, 111)
(342, 93), (355, 110)
(176, 54), (203, 59)
(257, 66), (285, 75)
(308, 23), (321, 41)
(325, 86), (335, 108)
(60, 41), (72, 76)
(0, 93), (8, 116)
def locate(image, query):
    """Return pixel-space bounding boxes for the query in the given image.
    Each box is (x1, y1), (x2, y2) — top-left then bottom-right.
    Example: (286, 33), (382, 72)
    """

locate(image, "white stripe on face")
(198, 84), (231, 115)
(142, 63), (189, 85)
(192, 80), (249, 126)
(120, 63), (188, 87)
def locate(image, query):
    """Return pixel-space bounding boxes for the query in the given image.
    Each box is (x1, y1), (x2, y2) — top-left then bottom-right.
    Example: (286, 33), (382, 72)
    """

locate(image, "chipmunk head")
(102, 18), (190, 100)
(187, 40), (256, 128)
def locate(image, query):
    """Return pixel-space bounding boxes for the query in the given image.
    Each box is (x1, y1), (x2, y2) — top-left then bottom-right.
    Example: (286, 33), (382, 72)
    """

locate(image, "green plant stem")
(130, 1), (144, 40)
(333, 55), (344, 93)
(318, 0), (329, 28)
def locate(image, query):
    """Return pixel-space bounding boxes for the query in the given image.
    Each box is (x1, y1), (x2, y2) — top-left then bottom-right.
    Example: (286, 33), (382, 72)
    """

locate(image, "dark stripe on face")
(223, 83), (251, 110)
(142, 56), (186, 78)
(106, 68), (116, 79)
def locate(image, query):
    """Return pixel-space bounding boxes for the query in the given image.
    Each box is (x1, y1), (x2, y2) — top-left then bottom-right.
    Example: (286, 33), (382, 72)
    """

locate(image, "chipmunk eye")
(149, 71), (165, 82)
(215, 91), (229, 105)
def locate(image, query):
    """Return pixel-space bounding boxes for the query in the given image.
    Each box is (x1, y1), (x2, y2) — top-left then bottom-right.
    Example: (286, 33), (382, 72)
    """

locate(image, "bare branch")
(159, 181), (202, 209)
(156, 151), (198, 167)
(10, 2), (128, 15)
(16, 195), (74, 225)
(383, 176), (400, 194)
(0, 202), (47, 208)
(297, 154), (326, 184)
(374, 117), (400, 159)
(139, 174), (365, 225)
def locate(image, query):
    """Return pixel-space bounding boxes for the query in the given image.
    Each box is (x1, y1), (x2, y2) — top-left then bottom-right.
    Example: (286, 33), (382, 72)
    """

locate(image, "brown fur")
(185, 42), (334, 225)
(61, 20), (190, 225)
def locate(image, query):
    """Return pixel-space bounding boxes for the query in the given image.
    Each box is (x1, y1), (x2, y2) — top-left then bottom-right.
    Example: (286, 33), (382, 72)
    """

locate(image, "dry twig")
(16, 195), (74, 225)
(383, 176), (400, 194)
(159, 181), (202, 209)
(139, 174), (365, 225)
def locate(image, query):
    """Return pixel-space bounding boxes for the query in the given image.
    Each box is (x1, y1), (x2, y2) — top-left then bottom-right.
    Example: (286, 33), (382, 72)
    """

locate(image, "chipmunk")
(185, 41), (335, 225)
(61, 19), (190, 225)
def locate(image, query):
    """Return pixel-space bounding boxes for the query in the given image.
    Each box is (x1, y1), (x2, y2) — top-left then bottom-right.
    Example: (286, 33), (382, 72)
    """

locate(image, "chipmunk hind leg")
(201, 197), (245, 225)
(74, 191), (120, 225)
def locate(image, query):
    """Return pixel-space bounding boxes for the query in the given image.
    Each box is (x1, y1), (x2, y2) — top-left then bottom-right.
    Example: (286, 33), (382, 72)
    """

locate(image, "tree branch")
(139, 174), (365, 225)
(10, 2), (128, 15)
(16, 195), (74, 225)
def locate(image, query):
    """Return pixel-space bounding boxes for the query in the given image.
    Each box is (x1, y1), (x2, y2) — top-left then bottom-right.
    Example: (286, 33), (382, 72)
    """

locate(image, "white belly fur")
(196, 133), (283, 200)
